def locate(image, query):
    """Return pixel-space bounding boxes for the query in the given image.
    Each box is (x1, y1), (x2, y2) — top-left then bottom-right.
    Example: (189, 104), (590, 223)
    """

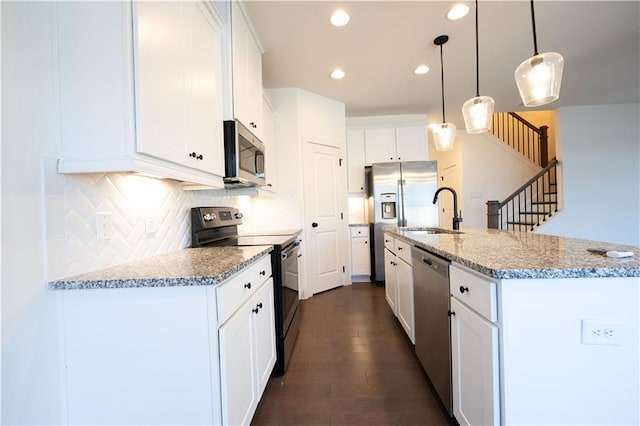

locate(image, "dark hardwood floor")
(252, 283), (450, 426)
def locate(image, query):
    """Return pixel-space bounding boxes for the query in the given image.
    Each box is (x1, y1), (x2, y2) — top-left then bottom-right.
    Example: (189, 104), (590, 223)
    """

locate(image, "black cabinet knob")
(259, 270), (266, 276)
(448, 310), (456, 317)
(189, 152), (197, 158)
(312, 222), (318, 228)
(197, 154), (203, 160)
(459, 286), (469, 294)
(244, 282), (251, 289)
(252, 307), (259, 314)
(257, 302), (263, 309)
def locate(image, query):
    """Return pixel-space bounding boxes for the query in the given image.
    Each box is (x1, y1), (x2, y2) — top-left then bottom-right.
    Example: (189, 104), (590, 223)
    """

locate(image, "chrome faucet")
(432, 187), (463, 230)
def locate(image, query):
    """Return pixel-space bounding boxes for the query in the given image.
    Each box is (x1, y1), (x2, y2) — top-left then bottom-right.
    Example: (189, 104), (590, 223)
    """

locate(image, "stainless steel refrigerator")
(367, 161), (439, 282)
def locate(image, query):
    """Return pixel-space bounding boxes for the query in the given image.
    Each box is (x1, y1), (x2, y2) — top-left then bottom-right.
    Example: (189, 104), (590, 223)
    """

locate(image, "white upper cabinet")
(231, 2), (264, 139)
(261, 94), (278, 192)
(395, 126), (428, 162)
(56, 1), (226, 186)
(364, 128), (396, 164)
(346, 129), (366, 194)
(362, 126), (428, 165)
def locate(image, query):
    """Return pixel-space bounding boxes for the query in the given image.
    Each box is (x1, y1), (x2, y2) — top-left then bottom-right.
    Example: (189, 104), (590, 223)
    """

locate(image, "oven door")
(281, 241), (301, 335)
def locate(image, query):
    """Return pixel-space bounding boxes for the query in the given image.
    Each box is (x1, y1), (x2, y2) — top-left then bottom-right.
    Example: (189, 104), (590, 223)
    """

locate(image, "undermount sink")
(403, 227), (463, 235)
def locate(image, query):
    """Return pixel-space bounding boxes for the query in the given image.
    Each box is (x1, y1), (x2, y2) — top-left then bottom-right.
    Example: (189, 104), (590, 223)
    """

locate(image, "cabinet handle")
(259, 270), (266, 276)
(389, 157), (393, 160)
(189, 152), (197, 158)
(365, 241), (368, 244)
(459, 286), (469, 294)
(244, 282), (252, 289)
(398, 157), (401, 160)
(448, 310), (456, 316)
(297, 254), (302, 258)
(398, 247), (403, 251)
(257, 302), (263, 309)
(252, 307), (259, 314)
(197, 154), (203, 160)
(267, 183), (273, 187)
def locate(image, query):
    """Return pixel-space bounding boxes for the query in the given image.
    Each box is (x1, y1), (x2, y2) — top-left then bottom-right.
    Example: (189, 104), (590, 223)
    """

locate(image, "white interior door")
(303, 140), (346, 295)
(439, 165), (458, 229)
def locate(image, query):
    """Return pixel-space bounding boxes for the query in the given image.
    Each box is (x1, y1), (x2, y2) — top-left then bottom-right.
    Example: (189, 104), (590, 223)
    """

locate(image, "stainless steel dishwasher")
(412, 245), (452, 416)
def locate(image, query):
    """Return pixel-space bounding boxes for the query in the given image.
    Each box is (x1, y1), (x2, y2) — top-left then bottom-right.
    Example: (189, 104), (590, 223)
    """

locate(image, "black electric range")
(191, 206), (302, 376)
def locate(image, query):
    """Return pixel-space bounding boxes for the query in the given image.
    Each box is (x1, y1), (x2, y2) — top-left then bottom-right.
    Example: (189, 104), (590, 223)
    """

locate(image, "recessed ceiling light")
(414, 65), (430, 75)
(330, 69), (346, 79)
(447, 3), (470, 20)
(330, 10), (350, 27)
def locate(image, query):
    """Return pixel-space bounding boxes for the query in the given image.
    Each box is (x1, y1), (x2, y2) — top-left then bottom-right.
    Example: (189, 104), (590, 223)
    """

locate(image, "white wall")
(461, 133), (541, 228)
(536, 103), (640, 246)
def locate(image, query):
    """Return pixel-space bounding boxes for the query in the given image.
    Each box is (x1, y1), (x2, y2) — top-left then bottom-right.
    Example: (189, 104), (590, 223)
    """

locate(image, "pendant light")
(432, 35), (456, 151)
(462, 0), (495, 134)
(515, 0), (564, 107)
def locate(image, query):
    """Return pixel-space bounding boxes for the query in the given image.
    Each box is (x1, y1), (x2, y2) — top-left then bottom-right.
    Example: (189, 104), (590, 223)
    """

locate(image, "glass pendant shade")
(515, 52), (564, 107)
(462, 95), (495, 134)
(432, 122), (456, 151)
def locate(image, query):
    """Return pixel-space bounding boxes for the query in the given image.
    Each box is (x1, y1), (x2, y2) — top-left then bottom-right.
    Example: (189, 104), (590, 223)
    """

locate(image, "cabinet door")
(365, 128), (396, 164)
(384, 248), (398, 315)
(347, 130), (366, 193)
(450, 298), (500, 426)
(219, 304), (256, 426)
(395, 126), (428, 162)
(247, 32), (263, 138)
(253, 278), (277, 395)
(351, 237), (371, 276)
(261, 95), (278, 192)
(134, 2), (187, 162)
(396, 259), (415, 343)
(183, 2), (225, 175)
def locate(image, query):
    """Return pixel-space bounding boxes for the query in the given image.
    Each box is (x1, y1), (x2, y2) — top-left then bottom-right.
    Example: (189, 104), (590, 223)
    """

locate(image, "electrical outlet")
(581, 319), (623, 346)
(95, 213), (113, 240)
(145, 217), (158, 235)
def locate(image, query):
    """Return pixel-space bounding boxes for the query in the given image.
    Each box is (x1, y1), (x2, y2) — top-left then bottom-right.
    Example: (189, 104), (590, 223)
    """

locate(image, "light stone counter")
(48, 246), (273, 290)
(387, 227), (640, 279)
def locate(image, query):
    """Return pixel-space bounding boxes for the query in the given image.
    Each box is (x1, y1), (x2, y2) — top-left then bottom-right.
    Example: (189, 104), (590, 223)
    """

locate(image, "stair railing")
(491, 112), (549, 167)
(487, 159), (559, 232)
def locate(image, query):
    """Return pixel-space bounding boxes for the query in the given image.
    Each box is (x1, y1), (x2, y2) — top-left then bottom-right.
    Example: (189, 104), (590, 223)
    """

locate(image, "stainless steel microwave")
(223, 120), (266, 188)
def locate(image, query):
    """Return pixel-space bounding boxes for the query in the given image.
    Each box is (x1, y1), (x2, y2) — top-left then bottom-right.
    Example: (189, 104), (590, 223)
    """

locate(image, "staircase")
(487, 112), (560, 232)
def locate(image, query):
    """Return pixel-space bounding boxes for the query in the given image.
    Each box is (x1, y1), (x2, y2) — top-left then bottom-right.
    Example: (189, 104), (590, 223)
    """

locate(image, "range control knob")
(203, 213), (217, 222)
(234, 212), (243, 219)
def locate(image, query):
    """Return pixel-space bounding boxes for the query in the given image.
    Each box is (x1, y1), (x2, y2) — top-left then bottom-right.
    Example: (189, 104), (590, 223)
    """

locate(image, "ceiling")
(243, 1), (640, 124)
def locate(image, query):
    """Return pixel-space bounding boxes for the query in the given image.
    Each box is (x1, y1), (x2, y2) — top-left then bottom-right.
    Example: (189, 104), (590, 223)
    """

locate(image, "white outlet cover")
(95, 213), (113, 240)
(145, 217), (159, 235)
(581, 319), (624, 346)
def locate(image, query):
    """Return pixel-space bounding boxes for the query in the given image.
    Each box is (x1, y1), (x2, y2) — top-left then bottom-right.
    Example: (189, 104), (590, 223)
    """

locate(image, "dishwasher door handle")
(421, 256), (433, 266)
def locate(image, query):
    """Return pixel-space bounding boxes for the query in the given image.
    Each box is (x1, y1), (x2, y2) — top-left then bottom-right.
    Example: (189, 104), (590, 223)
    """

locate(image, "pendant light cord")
(530, 0), (539, 55)
(475, 0), (479, 97)
(440, 44), (446, 123)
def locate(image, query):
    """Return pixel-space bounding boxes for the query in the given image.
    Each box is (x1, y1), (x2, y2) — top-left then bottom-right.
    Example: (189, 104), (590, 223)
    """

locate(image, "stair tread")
(507, 221), (537, 226)
(519, 211), (551, 215)
(531, 201), (557, 205)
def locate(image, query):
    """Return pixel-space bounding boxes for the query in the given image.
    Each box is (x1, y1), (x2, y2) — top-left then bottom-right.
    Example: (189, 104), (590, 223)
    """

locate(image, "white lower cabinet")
(384, 248), (398, 315)
(350, 226), (371, 280)
(450, 263), (500, 426)
(58, 254), (275, 426)
(450, 298), (500, 426)
(219, 278), (275, 426)
(384, 234), (415, 343)
(396, 258), (414, 343)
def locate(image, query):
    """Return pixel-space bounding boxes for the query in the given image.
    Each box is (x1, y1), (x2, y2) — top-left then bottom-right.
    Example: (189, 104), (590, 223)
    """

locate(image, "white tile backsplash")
(47, 170), (240, 279)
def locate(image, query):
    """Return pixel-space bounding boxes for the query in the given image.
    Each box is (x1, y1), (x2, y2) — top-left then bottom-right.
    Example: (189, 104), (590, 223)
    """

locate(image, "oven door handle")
(281, 240), (301, 259)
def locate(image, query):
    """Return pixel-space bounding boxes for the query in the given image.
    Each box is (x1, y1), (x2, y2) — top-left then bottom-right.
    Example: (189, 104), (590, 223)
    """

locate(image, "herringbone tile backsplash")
(45, 162), (239, 279)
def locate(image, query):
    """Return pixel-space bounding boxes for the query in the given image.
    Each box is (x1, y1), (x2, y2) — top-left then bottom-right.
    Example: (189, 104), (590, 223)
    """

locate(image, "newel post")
(539, 125), (549, 167)
(487, 201), (501, 229)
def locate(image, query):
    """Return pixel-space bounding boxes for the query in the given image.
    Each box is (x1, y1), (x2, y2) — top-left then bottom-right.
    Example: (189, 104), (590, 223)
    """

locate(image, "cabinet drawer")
(450, 264), (497, 322)
(384, 234), (395, 251)
(217, 255), (272, 325)
(350, 226), (370, 238)
(395, 239), (412, 265)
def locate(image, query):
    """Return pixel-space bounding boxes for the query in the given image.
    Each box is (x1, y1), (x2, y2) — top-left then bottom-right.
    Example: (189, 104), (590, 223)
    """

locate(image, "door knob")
(312, 222), (318, 228)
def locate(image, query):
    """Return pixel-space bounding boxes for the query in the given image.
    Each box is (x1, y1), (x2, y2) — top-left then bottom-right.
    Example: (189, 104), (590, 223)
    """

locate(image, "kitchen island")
(385, 227), (639, 426)
(49, 245), (275, 426)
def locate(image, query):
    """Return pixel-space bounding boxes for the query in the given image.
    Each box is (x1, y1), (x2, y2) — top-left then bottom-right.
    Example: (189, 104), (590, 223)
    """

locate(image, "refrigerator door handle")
(398, 178), (406, 227)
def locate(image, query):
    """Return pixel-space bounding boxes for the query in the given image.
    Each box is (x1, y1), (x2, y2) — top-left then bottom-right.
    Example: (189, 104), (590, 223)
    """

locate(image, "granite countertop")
(387, 227), (640, 279)
(48, 246), (273, 290)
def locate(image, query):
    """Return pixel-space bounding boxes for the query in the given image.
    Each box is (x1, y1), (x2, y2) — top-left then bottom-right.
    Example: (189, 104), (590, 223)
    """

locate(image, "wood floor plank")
(251, 283), (450, 426)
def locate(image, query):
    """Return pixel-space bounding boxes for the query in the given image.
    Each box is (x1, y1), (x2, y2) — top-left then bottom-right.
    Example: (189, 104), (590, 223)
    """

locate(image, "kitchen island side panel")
(498, 276), (639, 425)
